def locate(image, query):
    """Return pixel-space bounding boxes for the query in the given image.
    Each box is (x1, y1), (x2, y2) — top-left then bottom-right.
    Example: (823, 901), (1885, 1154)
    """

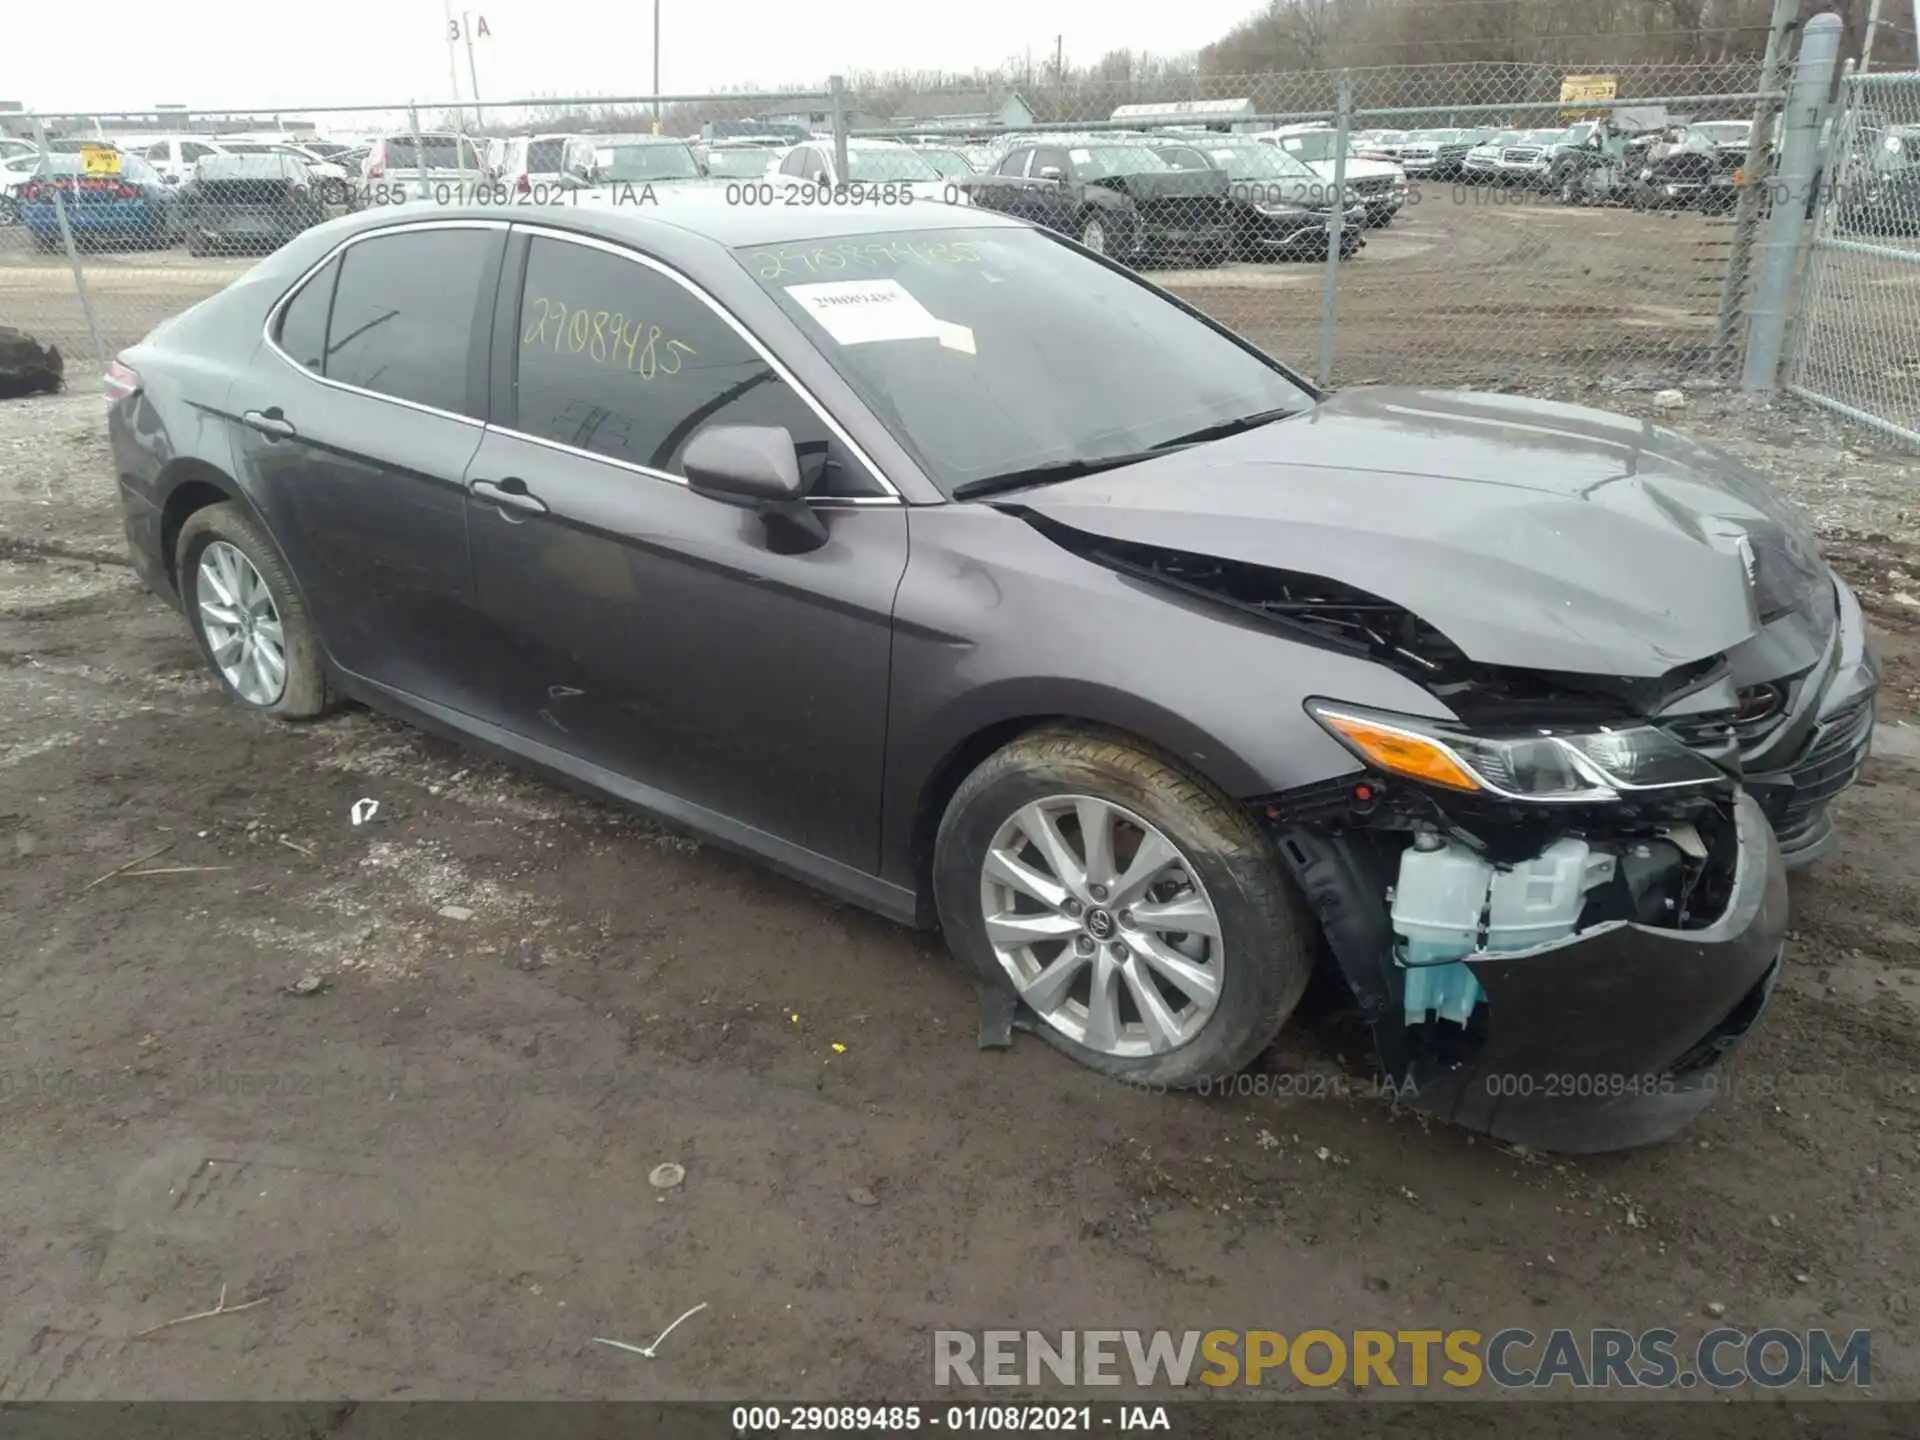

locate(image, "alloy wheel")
(1080, 218), (1107, 255)
(979, 794), (1225, 1058)
(194, 540), (288, 706)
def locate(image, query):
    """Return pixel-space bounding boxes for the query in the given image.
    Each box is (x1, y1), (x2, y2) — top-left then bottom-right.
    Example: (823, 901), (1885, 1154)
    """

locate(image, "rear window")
(526, 138), (568, 173)
(385, 136), (481, 170)
(198, 154), (302, 179)
(308, 228), (502, 415)
(35, 152), (161, 183)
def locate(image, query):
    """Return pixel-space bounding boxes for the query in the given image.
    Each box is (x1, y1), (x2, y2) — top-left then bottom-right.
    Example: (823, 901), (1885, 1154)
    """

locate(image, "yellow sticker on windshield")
(81, 146), (122, 177)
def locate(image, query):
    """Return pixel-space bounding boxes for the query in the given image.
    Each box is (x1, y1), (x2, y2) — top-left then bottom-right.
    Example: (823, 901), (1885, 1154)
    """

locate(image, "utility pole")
(653, 0), (663, 134)
(1861, 0), (1882, 72)
(1054, 34), (1064, 83)
(463, 12), (482, 107)
(443, 0), (464, 123)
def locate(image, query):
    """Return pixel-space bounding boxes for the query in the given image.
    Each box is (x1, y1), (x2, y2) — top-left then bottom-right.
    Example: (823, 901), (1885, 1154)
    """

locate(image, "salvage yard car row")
(11, 107), (1915, 267)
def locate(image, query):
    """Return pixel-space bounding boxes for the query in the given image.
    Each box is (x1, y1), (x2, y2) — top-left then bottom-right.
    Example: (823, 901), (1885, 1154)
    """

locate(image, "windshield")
(918, 149), (974, 177)
(1689, 123), (1750, 145)
(1204, 143), (1317, 181)
(1073, 145), (1172, 177)
(601, 142), (702, 181)
(1271, 132), (1352, 164)
(845, 147), (942, 181)
(738, 226), (1310, 495)
(1519, 130), (1566, 146)
(1483, 132), (1523, 147)
(706, 147), (772, 177)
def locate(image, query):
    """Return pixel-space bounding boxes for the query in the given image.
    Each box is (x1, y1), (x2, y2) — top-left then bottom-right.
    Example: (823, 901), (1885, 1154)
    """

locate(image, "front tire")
(1076, 213), (1109, 256)
(934, 727), (1316, 1089)
(177, 502), (335, 720)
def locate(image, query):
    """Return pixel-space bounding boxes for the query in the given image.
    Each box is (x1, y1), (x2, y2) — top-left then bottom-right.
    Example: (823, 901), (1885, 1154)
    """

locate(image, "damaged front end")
(1041, 527), (1806, 1152)
(1263, 773), (1786, 1155)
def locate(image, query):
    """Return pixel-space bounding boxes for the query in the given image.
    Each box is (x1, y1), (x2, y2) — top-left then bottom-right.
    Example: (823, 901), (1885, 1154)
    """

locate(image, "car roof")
(352, 192), (1022, 249)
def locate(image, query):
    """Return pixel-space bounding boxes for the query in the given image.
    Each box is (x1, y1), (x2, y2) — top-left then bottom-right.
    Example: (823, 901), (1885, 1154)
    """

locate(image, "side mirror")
(1036, 164), (1064, 181)
(682, 424), (827, 554)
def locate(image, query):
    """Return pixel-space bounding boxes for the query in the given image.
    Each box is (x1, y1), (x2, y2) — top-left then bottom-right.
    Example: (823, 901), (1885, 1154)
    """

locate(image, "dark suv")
(1146, 135), (1362, 263)
(956, 137), (1233, 266)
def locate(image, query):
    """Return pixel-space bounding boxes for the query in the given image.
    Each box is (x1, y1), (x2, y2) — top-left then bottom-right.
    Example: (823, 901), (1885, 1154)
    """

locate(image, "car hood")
(1303, 157), (1404, 182)
(1012, 387), (1827, 679)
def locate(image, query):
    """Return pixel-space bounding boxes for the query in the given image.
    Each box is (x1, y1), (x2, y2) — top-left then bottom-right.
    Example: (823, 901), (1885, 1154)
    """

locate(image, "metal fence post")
(1742, 13), (1844, 392)
(830, 76), (850, 186)
(1710, 0), (1800, 370)
(1316, 72), (1352, 390)
(409, 102), (429, 201)
(1783, 56), (1855, 379)
(29, 115), (107, 370)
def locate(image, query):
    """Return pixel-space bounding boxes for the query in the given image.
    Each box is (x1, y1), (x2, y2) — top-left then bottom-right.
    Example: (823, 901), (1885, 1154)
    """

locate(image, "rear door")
(226, 220), (506, 711)
(459, 226), (909, 870)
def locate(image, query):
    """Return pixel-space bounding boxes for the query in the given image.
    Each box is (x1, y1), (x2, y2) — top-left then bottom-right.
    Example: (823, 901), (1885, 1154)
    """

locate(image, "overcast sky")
(10, 0), (1263, 120)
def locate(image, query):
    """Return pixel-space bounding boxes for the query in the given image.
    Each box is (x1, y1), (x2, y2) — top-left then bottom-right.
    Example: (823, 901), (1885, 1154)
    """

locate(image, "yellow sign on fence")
(79, 145), (123, 177)
(1560, 74), (1618, 119)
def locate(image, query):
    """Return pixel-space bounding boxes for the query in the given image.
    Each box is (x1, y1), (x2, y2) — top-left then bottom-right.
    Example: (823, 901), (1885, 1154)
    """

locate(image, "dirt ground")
(4, 236), (1920, 1406)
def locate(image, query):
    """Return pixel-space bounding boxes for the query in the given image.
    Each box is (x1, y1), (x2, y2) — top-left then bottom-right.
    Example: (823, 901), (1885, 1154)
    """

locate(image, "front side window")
(996, 149), (1031, 177)
(316, 227), (500, 415)
(512, 237), (878, 497)
(146, 142), (170, 162)
(738, 226), (1311, 495)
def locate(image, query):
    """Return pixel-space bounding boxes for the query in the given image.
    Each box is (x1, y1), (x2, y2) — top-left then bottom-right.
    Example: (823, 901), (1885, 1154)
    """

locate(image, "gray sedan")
(105, 195), (1876, 1152)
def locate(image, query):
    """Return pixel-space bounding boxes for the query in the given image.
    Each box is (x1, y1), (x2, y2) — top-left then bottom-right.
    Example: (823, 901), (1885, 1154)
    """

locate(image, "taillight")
(515, 172), (529, 195)
(367, 140), (384, 179)
(103, 360), (141, 403)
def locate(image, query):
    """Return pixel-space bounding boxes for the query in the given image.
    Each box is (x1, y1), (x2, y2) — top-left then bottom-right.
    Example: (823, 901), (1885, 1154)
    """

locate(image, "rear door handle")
(471, 477), (549, 516)
(241, 408), (296, 441)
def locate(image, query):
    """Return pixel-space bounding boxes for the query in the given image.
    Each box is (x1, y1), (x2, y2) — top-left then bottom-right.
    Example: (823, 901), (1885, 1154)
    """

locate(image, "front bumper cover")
(1399, 792), (1788, 1153)
(1279, 792), (1788, 1155)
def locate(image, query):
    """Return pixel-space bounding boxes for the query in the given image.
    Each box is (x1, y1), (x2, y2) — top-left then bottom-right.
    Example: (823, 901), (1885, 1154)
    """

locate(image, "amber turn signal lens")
(1315, 712), (1483, 793)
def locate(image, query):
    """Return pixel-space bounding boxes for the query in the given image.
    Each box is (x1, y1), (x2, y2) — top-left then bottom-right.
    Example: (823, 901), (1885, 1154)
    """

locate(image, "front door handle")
(241, 408), (296, 441)
(471, 477), (549, 516)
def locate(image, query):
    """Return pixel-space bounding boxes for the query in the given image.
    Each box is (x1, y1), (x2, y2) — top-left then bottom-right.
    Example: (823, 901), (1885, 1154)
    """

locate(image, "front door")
(461, 230), (908, 872)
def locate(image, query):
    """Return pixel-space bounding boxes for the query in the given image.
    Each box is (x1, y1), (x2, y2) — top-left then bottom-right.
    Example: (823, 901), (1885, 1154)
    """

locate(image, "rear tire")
(177, 502), (336, 721)
(934, 726), (1316, 1089)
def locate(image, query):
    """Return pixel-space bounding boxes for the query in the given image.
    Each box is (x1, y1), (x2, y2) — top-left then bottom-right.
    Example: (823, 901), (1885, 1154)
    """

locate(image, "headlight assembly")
(1306, 700), (1731, 803)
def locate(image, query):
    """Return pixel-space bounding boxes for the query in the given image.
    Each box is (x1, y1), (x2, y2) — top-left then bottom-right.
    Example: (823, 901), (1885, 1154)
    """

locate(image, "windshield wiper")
(950, 451), (1167, 501)
(1148, 405), (1300, 451)
(949, 407), (1303, 502)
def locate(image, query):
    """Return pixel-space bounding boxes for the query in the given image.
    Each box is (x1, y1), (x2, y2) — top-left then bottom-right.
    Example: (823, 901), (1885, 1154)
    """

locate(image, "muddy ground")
(3, 307), (1920, 1404)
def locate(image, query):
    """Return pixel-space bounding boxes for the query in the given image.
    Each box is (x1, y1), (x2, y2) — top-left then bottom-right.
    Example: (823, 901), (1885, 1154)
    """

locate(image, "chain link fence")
(1788, 70), (1920, 448)
(3, 56), (1799, 399)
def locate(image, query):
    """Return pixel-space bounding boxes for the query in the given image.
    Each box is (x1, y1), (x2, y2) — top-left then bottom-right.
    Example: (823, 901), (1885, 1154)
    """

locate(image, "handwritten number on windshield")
(522, 298), (696, 378)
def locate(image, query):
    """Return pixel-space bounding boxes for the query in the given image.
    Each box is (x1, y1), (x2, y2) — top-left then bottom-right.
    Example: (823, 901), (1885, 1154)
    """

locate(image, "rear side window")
(293, 227), (500, 415)
(275, 256), (338, 371)
(510, 236), (879, 497)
